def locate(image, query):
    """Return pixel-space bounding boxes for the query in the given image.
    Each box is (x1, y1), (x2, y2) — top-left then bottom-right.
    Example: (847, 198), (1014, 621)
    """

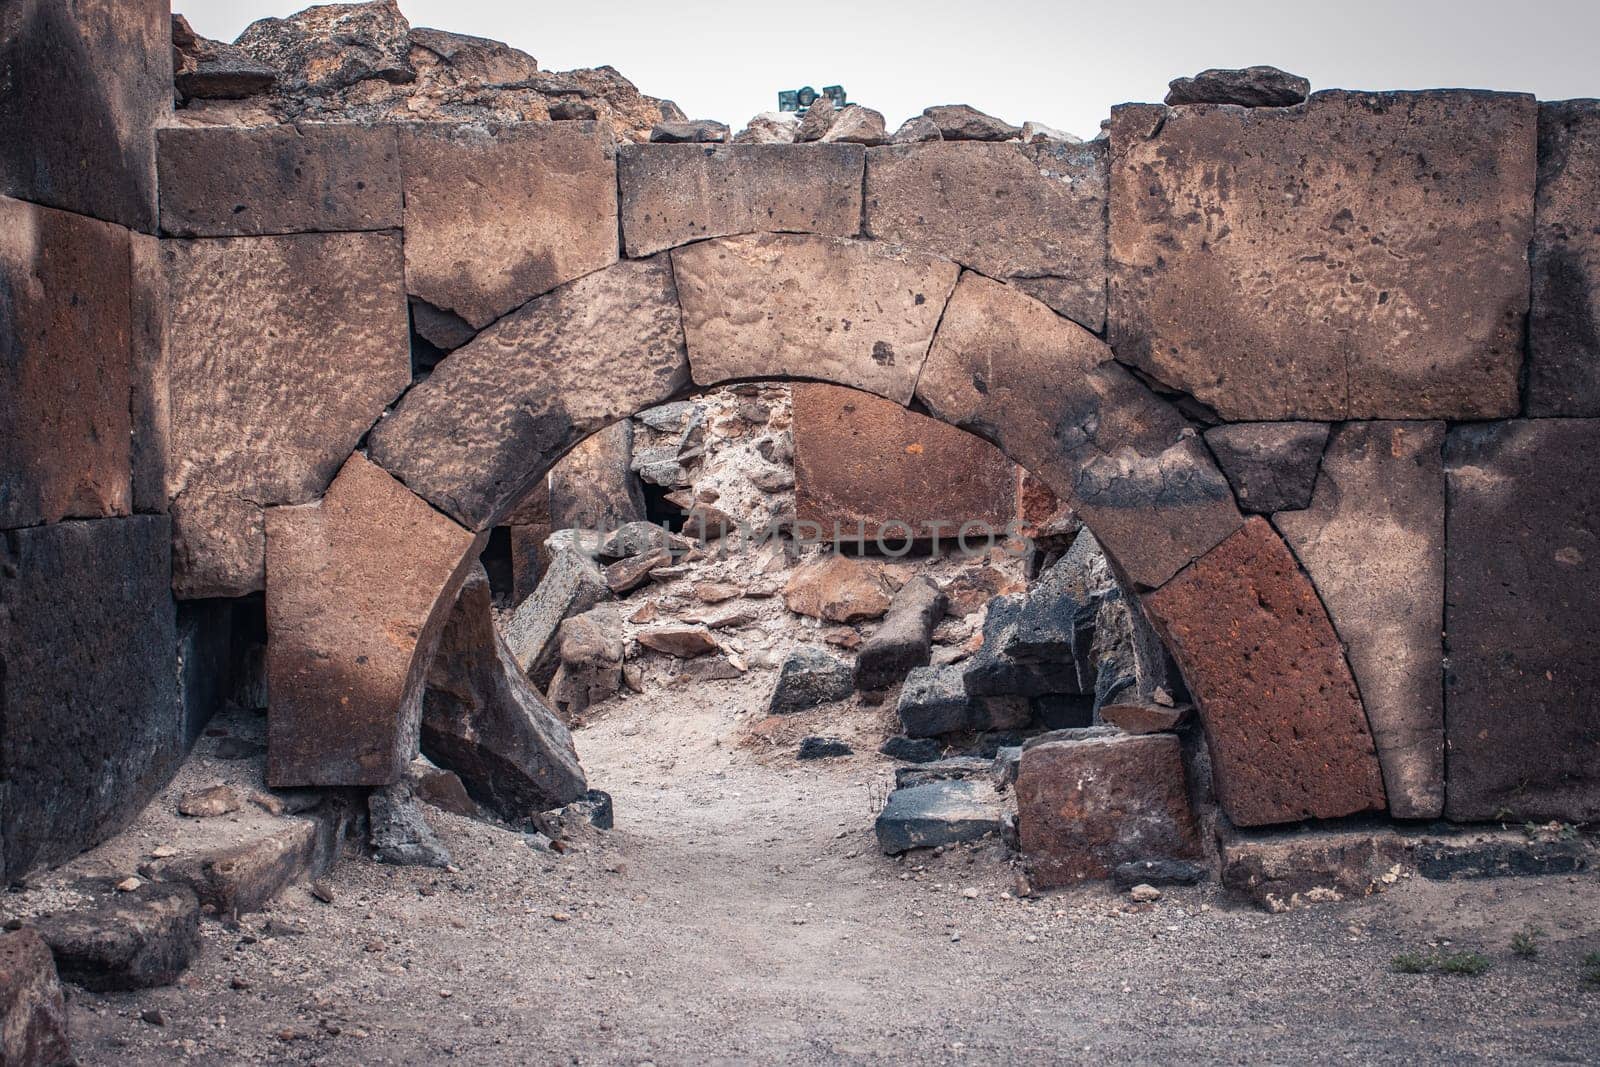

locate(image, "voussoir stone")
(1529, 100), (1600, 415)
(1143, 517), (1387, 826)
(0, 196), (132, 529)
(618, 143), (864, 257)
(1443, 419), (1600, 822)
(399, 121), (619, 329)
(865, 140), (1108, 330)
(672, 233), (959, 404)
(266, 454), (481, 788)
(1109, 91), (1536, 420)
(1164, 66), (1310, 108)
(368, 255), (689, 530)
(1275, 421), (1445, 819)
(917, 272), (1242, 590)
(157, 124), (402, 237)
(1203, 422), (1330, 513)
(165, 231), (410, 597)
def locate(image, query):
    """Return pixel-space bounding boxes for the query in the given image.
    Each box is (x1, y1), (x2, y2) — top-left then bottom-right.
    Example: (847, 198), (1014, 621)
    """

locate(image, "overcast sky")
(180, 0), (1600, 138)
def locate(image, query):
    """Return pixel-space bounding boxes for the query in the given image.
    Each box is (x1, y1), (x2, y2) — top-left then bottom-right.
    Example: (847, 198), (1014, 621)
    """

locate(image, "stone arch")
(263, 231), (1388, 829)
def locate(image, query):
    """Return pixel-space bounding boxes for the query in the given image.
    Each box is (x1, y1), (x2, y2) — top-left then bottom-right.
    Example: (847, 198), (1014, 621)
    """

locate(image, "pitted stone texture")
(0, 197), (132, 529)
(917, 272), (1241, 589)
(266, 454), (481, 788)
(399, 121), (618, 329)
(1110, 91), (1536, 420)
(158, 124), (402, 237)
(1444, 420), (1600, 822)
(1165, 66), (1310, 108)
(129, 233), (171, 515)
(673, 233), (959, 404)
(1529, 100), (1600, 415)
(1275, 422), (1446, 819)
(0, 517), (181, 882)
(368, 256), (688, 530)
(1016, 732), (1201, 888)
(1203, 422), (1329, 514)
(235, 0), (412, 95)
(165, 231), (409, 597)
(0, 928), (71, 1066)
(0, 0), (169, 231)
(865, 140), (1108, 330)
(1143, 517), (1386, 826)
(619, 143), (864, 257)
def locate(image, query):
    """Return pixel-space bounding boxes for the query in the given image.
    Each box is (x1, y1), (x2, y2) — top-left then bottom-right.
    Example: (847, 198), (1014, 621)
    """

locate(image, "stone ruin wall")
(1, 0), (1598, 884)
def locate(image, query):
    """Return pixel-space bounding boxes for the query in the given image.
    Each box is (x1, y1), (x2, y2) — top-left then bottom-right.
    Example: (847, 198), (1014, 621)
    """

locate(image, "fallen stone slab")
(1101, 702), (1191, 735)
(1111, 859), (1210, 890)
(637, 625), (719, 658)
(1203, 422), (1329, 514)
(875, 780), (1003, 854)
(897, 665), (977, 737)
(893, 757), (994, 789)
(1164, 66), (1310, 107)
(768, 647), (855, 714)
(1220, 829), (1407, 913)
(35, 882), (199, 992)
(0, 929), (71, 1067)
(369, 781), (452, 868)
(600, 521), (696, 560)
(503, 547), (612, 683)
(856, 577), (948, 691)
(783, 554), (896, 624)
(921, 104), (1020, 142)
(605, 548), (673, 594)
(823, 105), (887, 145)
(548, 605), (625, 718)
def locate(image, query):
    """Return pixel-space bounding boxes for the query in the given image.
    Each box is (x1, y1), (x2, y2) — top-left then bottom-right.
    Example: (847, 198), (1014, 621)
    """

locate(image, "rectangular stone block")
(0, 516), (182, 881)
(0, 196), (132, 529)
(866, 140), (1108, 331)
(1110, 91), (1536, 420)
(158, 124), (403, 237)
(619, 143), (864, 257)
(1443, 419), (1600, 821)
(1529, 100), (1600, 415)
(0, 0), (169, 231)
(129, 232), (171, 515)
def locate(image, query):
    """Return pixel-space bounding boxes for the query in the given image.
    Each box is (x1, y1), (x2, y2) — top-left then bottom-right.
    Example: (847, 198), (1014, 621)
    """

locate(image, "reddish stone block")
(0, 929), (71, 1066)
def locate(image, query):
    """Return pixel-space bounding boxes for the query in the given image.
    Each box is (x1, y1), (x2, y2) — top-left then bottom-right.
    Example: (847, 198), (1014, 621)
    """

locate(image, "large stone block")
(0, 929), (71, 1066)
(673, 233), (959, 404)
(0, 516), (181, 881)
(1143, 517), (1387, 826)
(1443, 420), (1600, 821)
(1275, 422), (1445, 819)
(865, 140), (1108, 331)
(399, 121), (619, 329)
(618, 143), (864, 257)
(129, 232), (171, 515)
(0, 0), (168, 231)
(917, 272), (1242, 589)
(164, 231), (410, 597)
(266, 454), (482, 787)
(1528, 100), (1600, 415)
(550, 422), (648, 531)
(1110, 91), (1536, 420)
(368, 256), (689, 530)
(1202, 422), (1329, 514)
(0, 196), (132, 530)
(792, 383), (1016, 545)
(1015, 732), (1201, 887)
(157, 124), (403, 237)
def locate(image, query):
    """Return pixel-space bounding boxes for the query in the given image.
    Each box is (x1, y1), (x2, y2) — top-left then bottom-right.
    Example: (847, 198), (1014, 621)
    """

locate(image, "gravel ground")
(63, 673), (1600, 1065)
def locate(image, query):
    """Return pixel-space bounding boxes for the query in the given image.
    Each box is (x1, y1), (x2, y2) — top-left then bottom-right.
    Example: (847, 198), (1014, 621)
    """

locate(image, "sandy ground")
(62, 673), (1600, 1065)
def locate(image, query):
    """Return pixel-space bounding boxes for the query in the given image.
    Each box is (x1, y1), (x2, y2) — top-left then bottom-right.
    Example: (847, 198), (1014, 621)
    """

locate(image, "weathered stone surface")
(129, 232), (171, 515)
(0, 197), (132, 529)
(1102, 702), (1191, 735)
(171, 13), (276, 100)
(638, 625), (719, 658)
(673, 233), (959, 404)
(618, 143), (864, 257)
(510, 522), (552, 604)
(0, 517), (181, 882)
(1220, 829), (1405, 912)
(1529, 100), (1600, 415)
(880, 735), (944, 763)
(368, 256), (689, 530)
(548, 604), (625, 717)
(875, 780), (1002, 854)
(732, 112), (798, 144)
(824, 106), (888, 146)
(550, 422), (648, 531)
(1276, 421), (1445, 819)
(177, 784), (242, 818)
(767, 647), (855, 714)
(266, 454), (481, 787)
(1143, 517), (1387, 826)
(236, 0), (413, 94)
(918, 273), (1242, 589)
(0, 0), (168, 231)
(503, 546), (611, 684)
(0, 929), (71, 1066)
(399, 121), (618, 329)
(783, 554), (895, 623)
(1443, 420), (1600, 821)
(1165, 66), (1310, 108)
(921, 105), (1020, 142)
(650, 120), (729, 144)
(158, 124), (402, 237)
(165, 231), (409, 597)
(1203, 422), (1329, 514)
(1022, 121), (1080, 145)
(791, 383), (1017, 545)
(143, 809), (353, 917)
(36, 883), (199, 991)
(856, 578), (948, 691)
(897, 665), (976, 737)
(1110, 91), (1536, 420)
(891, 116), (941, 144)
(865, 140), (1109, 329)
(369, 781), (452, 867)
(423, 564), (587, 818)
(1016, 731), (1201, 888)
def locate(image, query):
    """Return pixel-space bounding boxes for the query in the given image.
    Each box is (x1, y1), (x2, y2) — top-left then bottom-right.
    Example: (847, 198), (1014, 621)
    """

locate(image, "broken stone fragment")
(503, 547), (612, 683)
(637, 625), (720, 658)
(874, 780), (1002, 854)
(896, 665), (977, 737)
(890, 115), (941, 143)
(650, 119), (730, 143)
(1202, 422), (1329, 513)
(550, 422), (649, 533)
(406, 759), (478, 818)
(368, 781), (452, 868)
(171, 14), (277, 100)
(732, 111), (799, 144)
(1164, 66), (1310, 108)
(140, 809), (352, 918)
(0, 928), (72, 1066)
(235, 0), (416, 94)
(1100, 702), (1192, 735)
(605, 549), (672, 594)
(176, 784), (242, 818)
(548, 605), (625, 718)
(782, 554), (896, 624)
(600, 521), (695, 560)
(767, 647), (855, 714)
(822, 105), (888, 146)
(794, 97), (837, 142)
(879, 736), (944, 763)
(35, 882), (200, 992)
(1021, 120), (1080, 144)
(1111, 859), (1210, 890)
(797, 737), (853, 760)
(894, 757), (993, 789)
(855, 577), (948, 692)
(921, 104), (1021, 142)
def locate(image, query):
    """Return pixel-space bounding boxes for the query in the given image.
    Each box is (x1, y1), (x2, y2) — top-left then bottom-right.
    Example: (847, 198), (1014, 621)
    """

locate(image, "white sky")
(180, 0), (1600, 139)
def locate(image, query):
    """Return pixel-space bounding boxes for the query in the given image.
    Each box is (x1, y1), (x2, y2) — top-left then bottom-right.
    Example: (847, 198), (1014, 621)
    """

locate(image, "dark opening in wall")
(642, 480), (689, 533)
(479, 526), (514, 607)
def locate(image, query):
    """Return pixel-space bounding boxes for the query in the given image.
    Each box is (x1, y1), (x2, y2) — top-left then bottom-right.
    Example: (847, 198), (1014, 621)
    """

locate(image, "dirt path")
(68, 676), (1600, 1065)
